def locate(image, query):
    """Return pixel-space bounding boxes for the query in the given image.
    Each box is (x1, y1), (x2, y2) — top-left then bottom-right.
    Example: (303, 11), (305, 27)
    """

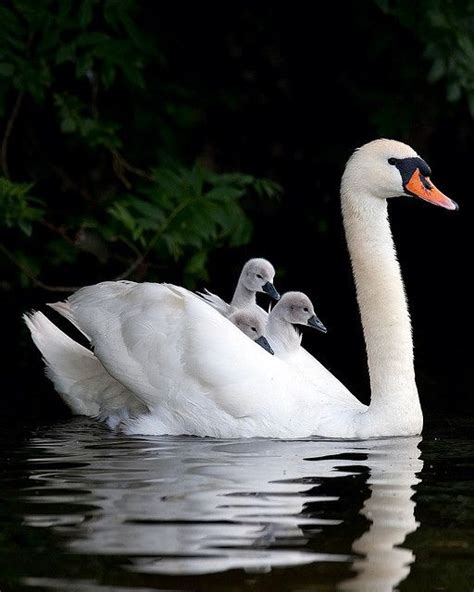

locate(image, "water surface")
(0, 418), (472, 591)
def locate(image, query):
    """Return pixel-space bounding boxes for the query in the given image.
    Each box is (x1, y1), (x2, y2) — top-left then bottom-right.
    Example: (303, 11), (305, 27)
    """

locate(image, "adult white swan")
(25, 139), (457, 438)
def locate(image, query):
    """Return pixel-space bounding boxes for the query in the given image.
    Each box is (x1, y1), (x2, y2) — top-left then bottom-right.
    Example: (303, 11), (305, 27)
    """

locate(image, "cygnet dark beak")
(254, 335), (274, 355)
(262, 282), (280, 301)
(307, 315), (327, 333)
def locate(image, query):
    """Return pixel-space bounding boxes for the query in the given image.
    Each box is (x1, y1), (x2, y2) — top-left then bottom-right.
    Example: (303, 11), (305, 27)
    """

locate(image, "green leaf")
(0, 63), (14, 77)
(76, 32), (111, 46)
(447, 82), (461, 102)
(184, 251), (209, 282)
(468, 93), (474, 118)
(101, 63), (116, 87)
(79, 0), (95, 28)
(58, 0), (73, 19)
(205, 186), (245, 201)
(0, 6), (22, 36)
(56, 43), (76, 64)
(121, 62), (145, 88)
(428, 58), (445, 83)
(76, 54), (94, 78)
(119, 10), (155, 54)
(18, 220), (32, 236)
(60, 117), (76, 132)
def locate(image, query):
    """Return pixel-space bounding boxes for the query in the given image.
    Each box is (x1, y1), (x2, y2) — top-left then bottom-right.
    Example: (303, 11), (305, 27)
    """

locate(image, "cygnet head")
(229, 310), (274, 354)
(241, 258), (279, 300)
(341, 138), (457, 210)
(271, 291), (327, 333)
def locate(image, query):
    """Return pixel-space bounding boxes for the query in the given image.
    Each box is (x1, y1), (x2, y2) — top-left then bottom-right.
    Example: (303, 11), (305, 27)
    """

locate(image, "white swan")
(25, 139), (457, 438)
(197, 257), (280, 319)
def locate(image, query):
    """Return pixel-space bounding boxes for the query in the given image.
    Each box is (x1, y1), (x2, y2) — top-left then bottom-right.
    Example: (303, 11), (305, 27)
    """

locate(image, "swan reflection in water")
(23, 421), (422, 591)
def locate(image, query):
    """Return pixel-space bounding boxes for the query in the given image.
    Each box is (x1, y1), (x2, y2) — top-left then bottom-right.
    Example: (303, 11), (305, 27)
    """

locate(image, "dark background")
(1, 1), (472, 419)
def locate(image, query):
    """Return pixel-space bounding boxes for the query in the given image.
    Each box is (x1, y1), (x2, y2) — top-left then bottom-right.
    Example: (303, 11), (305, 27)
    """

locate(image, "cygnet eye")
(303, 307), (309, 312)
(256, 274), (263, 280)
(251, 326), (257, 332)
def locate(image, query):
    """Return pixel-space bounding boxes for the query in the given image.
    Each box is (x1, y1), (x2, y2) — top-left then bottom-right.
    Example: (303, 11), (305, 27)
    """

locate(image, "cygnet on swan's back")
(229, 309), (273, 354)
(266, 291), (326, 358)
(197, 258), (280, 320)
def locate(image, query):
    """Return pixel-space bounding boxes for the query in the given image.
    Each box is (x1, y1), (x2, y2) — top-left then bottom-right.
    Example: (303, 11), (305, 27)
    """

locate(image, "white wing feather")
(62, 281), (363, 437)
(23, 310), (146, 426)
(195, 288), (232, 316)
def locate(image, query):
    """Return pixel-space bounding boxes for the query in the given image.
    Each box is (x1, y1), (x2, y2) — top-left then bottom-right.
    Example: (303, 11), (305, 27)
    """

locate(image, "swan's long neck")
(341, 190), (421, 426)
(231, 276), (255, 309)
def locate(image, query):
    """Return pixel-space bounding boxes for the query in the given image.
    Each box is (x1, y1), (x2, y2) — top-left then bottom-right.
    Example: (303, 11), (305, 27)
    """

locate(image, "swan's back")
(63, 281), (362, 437)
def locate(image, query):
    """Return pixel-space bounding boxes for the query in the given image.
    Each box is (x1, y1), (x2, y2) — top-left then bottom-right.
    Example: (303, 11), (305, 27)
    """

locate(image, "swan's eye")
(388, 157), (397, 166)
(251, 326), (257, 332)
(303, 307), (309, 312)
(256, 274), (263, 280)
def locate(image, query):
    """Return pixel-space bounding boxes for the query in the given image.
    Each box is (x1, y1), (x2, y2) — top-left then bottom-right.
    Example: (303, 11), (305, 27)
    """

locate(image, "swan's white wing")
(47, 300), (91, 340)
(195, 288), (232, 316)
(68, 282), (193, 412)
(285, 347), (366, 410)
(65, 281), (364, 437)
(68, 282), (282, 417)
(23, 311), (146, 424)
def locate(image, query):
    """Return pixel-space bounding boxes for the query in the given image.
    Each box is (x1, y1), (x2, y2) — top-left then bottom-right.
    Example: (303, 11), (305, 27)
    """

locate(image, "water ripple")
(0, 419), (430, 591)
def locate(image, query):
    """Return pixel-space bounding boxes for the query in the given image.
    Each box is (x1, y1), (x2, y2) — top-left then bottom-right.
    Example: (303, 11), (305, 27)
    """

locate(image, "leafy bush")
(377, 0), (474, 114)
(0, 0), (280, 291)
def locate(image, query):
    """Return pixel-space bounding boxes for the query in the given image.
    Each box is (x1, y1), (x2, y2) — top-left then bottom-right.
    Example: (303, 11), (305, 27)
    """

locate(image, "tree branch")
(111, 149), (154, 189)
(114, 196), (200, 280)
(1, 91), (24, 179)
(111, 149), (154, 181)
(40, 220), (78, 246)
(0, 243), (80, 293)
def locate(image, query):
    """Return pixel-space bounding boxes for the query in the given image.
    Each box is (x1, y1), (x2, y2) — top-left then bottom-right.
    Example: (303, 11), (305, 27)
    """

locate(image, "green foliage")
(106, 165), (279, 284)
(108, 166), (257, 254)
(54, 94), (122, 149)
(4, 0), (470, 292)
(0, 0), (281, 290)
(0, 0), (152, 110)
(0, 177), (44, 236)
(105, 165), (279, 283)
(376, 0), (474, 115)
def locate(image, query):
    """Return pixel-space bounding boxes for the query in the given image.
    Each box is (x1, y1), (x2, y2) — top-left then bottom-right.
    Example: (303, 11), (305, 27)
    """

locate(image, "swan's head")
(241, 258), (280, 300)
(341, 138), (457, 210)
(229, 310), (274, 354)
(272, 292), (327, 333)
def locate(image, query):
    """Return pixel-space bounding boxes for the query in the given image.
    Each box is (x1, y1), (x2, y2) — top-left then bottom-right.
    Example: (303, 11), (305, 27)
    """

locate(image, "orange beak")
(405, 168), (458, 211)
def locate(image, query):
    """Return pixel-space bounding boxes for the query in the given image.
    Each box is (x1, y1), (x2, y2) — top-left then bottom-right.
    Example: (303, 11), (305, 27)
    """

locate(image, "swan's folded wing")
(66, 281), (364, 437)
(68, 281), (186, 410)
(195, 288), (231, 316)
(288, 347), (366, 410)
(67, 283), (315, 422)
(47, 301), (91, 340)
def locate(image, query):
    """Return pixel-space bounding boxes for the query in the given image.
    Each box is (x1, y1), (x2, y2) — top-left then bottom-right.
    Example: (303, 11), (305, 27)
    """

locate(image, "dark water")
(0, 418), (473, 592)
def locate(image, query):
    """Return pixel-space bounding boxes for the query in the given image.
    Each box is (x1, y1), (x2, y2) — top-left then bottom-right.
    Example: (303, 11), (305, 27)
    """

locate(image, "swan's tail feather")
(24, 311), (148, 421)
(24, 311), (100, 416)
(47, 300), (91, 341)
